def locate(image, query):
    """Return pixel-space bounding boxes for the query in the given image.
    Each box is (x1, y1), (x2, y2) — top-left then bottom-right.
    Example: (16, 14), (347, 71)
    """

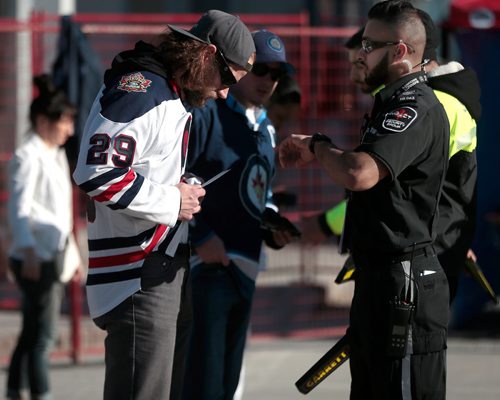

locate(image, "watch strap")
(309, 133), (333, 154)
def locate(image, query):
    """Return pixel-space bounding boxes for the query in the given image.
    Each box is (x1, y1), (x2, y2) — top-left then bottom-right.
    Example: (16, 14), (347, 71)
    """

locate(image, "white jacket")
(8, 134), (73, 261)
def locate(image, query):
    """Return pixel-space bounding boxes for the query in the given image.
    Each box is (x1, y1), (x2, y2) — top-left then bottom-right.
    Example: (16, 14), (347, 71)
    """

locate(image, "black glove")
(260, 208), (301, 248)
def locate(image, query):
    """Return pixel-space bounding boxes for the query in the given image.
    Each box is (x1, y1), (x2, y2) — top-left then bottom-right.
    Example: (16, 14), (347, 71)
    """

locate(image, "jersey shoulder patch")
(117, 72), (152, 93)
(100, 71), (176, 123)
(382, 106), (418, 133)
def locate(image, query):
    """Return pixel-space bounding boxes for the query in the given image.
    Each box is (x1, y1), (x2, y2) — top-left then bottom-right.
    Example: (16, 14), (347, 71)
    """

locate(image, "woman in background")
(6, 74), (79, 400)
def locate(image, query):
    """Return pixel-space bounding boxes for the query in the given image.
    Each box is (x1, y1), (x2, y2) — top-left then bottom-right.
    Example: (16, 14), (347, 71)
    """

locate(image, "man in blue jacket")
(182, 30), (296, 400)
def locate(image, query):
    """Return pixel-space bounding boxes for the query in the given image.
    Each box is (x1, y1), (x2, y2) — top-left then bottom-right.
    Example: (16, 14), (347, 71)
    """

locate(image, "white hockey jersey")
(73, 69), (191, 318)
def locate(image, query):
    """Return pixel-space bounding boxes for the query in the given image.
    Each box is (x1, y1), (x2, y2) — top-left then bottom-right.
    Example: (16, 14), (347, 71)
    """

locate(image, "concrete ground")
(1, 335), (500, 400)
(1, 242), (499, 399)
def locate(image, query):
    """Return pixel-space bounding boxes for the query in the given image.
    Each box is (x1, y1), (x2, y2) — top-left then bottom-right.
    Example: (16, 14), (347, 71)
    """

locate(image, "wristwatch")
(308, 133), (332, 154)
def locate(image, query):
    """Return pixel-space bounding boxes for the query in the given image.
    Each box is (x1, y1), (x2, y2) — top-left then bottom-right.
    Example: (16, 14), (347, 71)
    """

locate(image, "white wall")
(15, 0), (76, 146)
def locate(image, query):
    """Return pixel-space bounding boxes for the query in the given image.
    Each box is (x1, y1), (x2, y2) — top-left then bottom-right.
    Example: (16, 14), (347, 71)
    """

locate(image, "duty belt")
(353, 245), (435, 267)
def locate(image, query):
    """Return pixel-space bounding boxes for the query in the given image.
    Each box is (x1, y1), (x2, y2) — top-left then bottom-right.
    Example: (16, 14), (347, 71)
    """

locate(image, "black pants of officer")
(349, 248), (449, 400)
(437, 243), (469, 304)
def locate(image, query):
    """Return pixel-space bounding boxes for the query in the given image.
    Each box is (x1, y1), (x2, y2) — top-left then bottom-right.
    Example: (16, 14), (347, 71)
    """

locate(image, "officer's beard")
(365, 51), (390, 88)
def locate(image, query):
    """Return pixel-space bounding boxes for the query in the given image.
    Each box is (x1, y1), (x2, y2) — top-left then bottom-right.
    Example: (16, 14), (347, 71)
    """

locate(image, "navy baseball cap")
(168, 10), (255, 72)
(252, 30), (295, 73)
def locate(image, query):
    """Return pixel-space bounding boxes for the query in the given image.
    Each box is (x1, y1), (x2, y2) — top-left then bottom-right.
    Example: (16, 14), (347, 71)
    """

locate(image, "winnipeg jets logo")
(117, 72), (152, 93)
(240, 155), (270, 220)
(251, 170), (266, 202)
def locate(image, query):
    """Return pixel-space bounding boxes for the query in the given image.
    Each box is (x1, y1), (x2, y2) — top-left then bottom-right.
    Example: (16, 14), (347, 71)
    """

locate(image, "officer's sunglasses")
(252, 63), (287, 82)
(215, 49), (238, 87)
(361, 39), (415, 54)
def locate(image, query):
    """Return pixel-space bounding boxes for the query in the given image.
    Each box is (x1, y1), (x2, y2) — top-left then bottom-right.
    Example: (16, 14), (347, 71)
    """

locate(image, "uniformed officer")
(278, 1), (450, 399)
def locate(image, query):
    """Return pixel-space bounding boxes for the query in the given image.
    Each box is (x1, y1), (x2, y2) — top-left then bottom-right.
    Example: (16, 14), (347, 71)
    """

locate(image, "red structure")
(0, 12), (366, 363)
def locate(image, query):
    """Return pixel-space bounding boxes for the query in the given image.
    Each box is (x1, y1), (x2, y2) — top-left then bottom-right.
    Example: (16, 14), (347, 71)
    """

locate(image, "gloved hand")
(261, 207), (301, 241)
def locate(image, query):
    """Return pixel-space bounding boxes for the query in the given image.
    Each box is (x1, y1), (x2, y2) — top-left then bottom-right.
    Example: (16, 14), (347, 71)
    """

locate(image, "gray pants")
(94, 249), (191, 400)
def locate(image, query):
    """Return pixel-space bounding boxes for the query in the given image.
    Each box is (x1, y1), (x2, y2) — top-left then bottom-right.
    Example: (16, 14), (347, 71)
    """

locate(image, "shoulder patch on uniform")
(382, 106), (417, 133)
(117, 72), (152, 93)
(398, 90), (417, 102)
(398, 95), (416, 102)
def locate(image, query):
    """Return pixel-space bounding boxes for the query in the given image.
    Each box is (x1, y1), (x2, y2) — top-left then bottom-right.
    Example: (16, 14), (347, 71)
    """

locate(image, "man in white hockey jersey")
(73, 10), (255, 400)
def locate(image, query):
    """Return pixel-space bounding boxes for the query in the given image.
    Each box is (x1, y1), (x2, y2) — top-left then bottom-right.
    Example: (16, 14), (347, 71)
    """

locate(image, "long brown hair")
(153, 30), (219, 92)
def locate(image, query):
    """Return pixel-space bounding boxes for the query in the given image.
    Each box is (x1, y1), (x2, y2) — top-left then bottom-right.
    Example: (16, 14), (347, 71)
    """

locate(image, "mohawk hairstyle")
(417, 9), (439, 61)
(368, 0), (418, 25)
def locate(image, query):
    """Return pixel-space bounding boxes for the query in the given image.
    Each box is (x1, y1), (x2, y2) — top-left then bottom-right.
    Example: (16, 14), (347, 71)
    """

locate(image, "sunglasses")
(361, 39), (415, 55)
(215, 49), (237, 87)
(251, 63), (286, 82)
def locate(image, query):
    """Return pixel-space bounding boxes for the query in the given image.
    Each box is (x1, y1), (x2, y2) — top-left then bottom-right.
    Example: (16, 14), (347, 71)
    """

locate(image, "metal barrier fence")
(0, 12), (369, 360)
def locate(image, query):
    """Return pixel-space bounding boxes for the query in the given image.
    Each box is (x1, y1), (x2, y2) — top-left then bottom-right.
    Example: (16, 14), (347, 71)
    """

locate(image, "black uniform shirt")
(345, 71), (449, 256)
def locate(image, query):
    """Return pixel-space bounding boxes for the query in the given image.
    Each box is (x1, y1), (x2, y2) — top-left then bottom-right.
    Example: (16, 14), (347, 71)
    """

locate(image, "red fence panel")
(0, 12), (367, 361)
